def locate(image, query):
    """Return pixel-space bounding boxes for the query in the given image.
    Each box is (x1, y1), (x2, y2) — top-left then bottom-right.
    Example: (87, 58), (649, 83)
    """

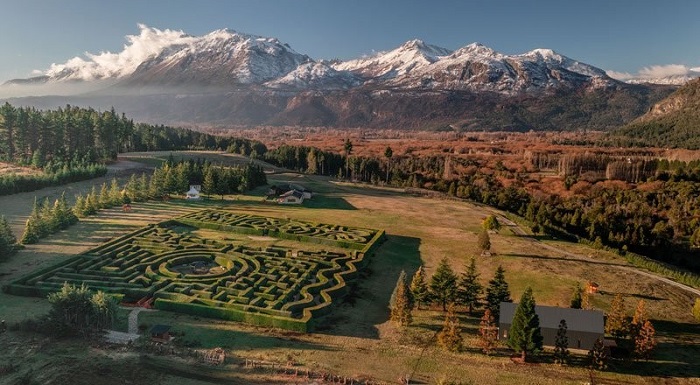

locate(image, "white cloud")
(607, 64), (700, 83)
(606, 70), (634, 81)
(44, 24), (196, 81)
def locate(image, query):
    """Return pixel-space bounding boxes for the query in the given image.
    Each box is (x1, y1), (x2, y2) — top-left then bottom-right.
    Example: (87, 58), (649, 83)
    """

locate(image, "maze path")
(7, 209), (385, 332)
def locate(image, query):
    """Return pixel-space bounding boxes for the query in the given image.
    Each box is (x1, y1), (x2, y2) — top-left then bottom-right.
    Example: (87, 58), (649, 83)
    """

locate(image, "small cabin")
(499, 302), (604, 350)
(278, 190), (304, 205)
(150, 324), (172, 343)
(268, 183), (313, 200)
(185, 185), (201, 200)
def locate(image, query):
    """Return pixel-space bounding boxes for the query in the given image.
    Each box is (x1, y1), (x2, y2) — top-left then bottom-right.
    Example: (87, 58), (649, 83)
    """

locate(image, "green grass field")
(0, 155), (698, 385)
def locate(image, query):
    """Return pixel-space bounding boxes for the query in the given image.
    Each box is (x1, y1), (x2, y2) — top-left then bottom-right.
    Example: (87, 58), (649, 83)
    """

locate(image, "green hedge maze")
(6, 210), (385, 332)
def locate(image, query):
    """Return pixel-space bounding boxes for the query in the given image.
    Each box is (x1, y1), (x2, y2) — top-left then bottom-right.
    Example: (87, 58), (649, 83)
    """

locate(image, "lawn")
(0, 156), (698, 384)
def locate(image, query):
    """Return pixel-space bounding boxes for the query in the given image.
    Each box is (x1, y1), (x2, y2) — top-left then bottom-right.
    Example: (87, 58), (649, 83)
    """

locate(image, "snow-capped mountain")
(7, 25), (617, 94)
(378, 43), (614, 93)
(1, 26), (674, 131)
(264, 62), (361, 90)
(332, 39), (452, 79)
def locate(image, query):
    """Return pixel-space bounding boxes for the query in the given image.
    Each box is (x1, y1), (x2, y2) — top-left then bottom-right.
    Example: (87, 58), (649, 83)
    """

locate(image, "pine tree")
(588, 338), (608, 370)
(0, 215), (17, 259)
(629, 300), (647, 341)
(437, 304), (463, 352)
(136, 173), (149, 201)
(477, 308), (499, 355)
(86, 186), (99, 215)
(605, 293), (628, 339)
(410, 266), (429, 309)
(73, 194), (87, 217)
(482, 215), (501, 232)
(40, 197), (58, 234)
(430, 258), (458, 311)
(108, 178), (121, 206)
(458, 257), (482, 314)
(389, 270), (414, 310)
(477, 229), (491, 254)
(390, 272), (413, 327)
(553, 319), (570, 365)
(634, 320), (656, 360)
(507, 287), (543, 362)
(570, 282), (583, 309)
(485, 265), (511, 319)
(98, 182), (110, 208)
(20, 216), (39, 244)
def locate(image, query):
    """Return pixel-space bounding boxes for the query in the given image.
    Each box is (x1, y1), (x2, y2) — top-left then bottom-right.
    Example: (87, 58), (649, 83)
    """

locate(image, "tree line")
(0, 103), (267, 195)
(392, 257), (656, 368)
(262, 141), (700, 274)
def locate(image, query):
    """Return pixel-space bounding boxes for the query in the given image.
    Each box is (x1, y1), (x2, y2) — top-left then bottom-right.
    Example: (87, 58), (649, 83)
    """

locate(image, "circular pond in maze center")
(170, 259), (222, 275)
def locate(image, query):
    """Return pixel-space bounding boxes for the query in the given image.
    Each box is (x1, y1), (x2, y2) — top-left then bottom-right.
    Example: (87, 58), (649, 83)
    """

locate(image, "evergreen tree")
(588, 338), (608, 371)
(482, 215), (501, 232)
(485, 265), (511, 319)
(40, 197), (58, 234)
(389, 270), (414, 310)
(605, 293), (628, 339)
(553, 319), (570, 365)
(73, 194), (87, 217)
(384, 146), (393, 184)
(477, 308), (499, 355)
(390, 272), (413, 326)
(507, 287), (543, 362)
(410, 266), (430, 309)
(0, 215), (17, 259)
(20, 216), (39, 245)
(629, 300), (647, 341)
(86, 186), (99, 215)
(98, 182), (110, 208)
(437, 304), (463, 352)
(108, 178), (121, 206)
(570, 282), (583, 309)
(136, 173), (149, 201)
(477, 229), (491, 254)
(634, 320), (656, 360)
(430, 258), (458, 311)
(458, 257), (482, 314)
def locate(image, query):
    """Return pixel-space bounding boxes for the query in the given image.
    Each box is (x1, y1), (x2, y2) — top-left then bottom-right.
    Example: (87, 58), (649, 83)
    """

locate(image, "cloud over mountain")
(44, 24), (196, 81)
(607, 64), (700, 85)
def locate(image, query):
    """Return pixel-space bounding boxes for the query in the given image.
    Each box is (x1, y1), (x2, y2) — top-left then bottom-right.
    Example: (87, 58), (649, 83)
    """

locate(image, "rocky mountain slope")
(1, 25), (675, 130)
(610, 78), (700, 149)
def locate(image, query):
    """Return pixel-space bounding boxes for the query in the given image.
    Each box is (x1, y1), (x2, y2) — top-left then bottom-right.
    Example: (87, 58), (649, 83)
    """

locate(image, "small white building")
(277, 189), (304, 205)
(185, 185), (201, 200)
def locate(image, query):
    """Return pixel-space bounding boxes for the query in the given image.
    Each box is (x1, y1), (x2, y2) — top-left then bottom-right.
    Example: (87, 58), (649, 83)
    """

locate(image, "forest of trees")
(0, 103), (266, 195)
(262, 142), (700, 273)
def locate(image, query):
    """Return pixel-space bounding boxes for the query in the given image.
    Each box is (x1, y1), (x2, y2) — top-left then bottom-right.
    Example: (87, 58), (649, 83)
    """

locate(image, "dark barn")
(498, 302), (604, 350)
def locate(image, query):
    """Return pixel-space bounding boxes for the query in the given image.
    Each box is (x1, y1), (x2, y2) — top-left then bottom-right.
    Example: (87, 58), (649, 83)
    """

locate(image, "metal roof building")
(499, 302), (604, 350)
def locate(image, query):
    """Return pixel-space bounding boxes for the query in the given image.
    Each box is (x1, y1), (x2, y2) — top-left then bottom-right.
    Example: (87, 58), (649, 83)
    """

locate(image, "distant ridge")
(1, 25), (675, 130)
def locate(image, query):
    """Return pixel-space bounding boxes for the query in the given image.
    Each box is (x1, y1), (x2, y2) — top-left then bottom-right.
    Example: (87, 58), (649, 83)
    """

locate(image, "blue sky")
(1, 0), (699, 82)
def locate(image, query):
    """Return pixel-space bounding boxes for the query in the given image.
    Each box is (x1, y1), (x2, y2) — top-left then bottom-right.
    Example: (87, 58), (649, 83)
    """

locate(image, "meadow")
(0, 152), (698, 384)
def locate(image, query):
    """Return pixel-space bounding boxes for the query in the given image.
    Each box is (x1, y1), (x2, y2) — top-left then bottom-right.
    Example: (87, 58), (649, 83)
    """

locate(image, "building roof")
(150, 324), (171, 335)
(499, 302), (604, 334)
(280, 189), (304, 199)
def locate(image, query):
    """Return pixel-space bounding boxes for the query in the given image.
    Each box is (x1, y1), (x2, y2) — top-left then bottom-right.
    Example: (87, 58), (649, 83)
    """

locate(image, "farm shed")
(278, 189), (305, 205)
(498, 302), (604, 350)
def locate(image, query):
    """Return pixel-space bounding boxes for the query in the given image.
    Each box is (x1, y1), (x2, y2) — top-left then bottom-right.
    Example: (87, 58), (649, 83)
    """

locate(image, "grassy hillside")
(0, 155), (698, 384)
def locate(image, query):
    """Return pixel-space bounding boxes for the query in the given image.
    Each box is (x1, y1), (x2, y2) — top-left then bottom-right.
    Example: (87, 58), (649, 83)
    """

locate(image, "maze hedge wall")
(5, 210), (385, 332)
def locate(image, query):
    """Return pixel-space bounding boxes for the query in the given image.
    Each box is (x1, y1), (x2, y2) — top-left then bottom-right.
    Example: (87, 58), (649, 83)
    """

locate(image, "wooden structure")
(277, 189), (305, 205)
(185, 185), (201, 200)
(499, 302), (604, 350)
(150, 324), (172, 343)
(202, 347), (226, 365)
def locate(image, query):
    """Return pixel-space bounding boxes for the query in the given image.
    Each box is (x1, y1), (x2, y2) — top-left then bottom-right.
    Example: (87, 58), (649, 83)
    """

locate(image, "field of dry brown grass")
(0, 153), (698, 384)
